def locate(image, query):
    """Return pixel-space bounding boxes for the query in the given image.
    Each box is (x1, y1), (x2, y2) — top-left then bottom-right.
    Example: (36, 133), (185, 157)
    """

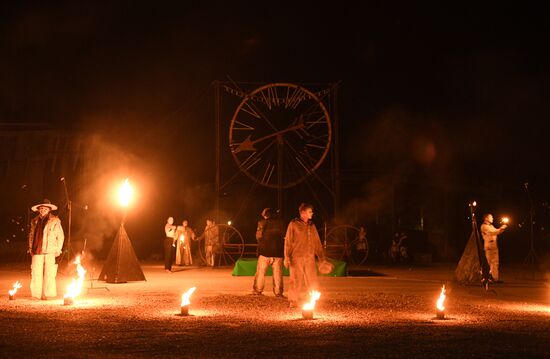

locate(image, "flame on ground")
(181, 287), (197, 306)
(118, 178), (134, 207)
(436, 285), (446, 311)
(302, 290), (321, 310)
(64, 255), (87, 300)
(9, 281), (22, 296)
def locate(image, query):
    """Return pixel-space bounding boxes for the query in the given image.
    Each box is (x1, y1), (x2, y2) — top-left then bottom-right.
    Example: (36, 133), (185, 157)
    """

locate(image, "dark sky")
(1, 2), (550, 256)
(2, 2), (548, 166)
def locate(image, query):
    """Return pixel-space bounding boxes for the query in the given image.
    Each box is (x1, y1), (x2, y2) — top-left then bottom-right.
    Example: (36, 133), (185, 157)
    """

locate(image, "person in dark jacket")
(252, 208), (285, 297)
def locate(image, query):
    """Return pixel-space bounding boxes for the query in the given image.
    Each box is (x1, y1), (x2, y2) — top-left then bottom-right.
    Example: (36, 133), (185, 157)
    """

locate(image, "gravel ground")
(1, 263), (549, 358)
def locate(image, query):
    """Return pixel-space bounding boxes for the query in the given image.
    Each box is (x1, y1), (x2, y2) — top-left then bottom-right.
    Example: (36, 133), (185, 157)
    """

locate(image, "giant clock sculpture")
(229, 83), (332, 188)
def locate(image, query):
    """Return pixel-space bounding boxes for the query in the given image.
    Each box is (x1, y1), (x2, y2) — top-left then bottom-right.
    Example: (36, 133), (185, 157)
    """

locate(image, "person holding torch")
(480, 213), (508, 283)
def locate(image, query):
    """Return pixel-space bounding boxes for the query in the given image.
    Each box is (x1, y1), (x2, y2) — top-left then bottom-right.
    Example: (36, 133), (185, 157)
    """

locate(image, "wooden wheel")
(197, 224), (245, 266)
(325, 225), (368, 265)
(218, 224), (245, 265)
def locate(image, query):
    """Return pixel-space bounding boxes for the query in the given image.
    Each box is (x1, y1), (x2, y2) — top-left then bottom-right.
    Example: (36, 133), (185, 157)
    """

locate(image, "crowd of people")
(163, 217), (220, 272)
(25, 195), (509, 308)
(164, 203), (328, 308)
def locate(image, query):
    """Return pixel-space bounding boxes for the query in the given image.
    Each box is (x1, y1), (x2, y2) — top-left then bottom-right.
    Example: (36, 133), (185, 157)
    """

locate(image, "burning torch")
(63, 255), (87, 305)
(8, 281), (22, 300)
(118, 178), (134, 225)
(436, 285), (446, 319)
(302, 290), (321, 320)
(180, 287), (197, 316)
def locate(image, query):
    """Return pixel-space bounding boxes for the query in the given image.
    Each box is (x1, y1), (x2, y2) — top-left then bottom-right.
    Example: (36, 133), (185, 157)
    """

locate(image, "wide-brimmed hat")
(318, 259), (334, 275)
(31, 198), (58, 212)
(261, 208), (272, 218)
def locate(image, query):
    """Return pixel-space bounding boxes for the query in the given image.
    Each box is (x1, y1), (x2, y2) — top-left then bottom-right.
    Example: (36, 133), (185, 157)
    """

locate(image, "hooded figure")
(28, 199), (64, 299)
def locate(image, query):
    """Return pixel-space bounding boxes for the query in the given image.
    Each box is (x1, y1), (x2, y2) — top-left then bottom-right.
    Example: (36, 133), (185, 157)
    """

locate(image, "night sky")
(2, 2), (549, 258)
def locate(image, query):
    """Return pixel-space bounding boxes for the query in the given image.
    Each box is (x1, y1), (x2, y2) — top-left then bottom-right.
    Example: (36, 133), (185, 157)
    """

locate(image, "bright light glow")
(472, 201), (477, 207)
(302, 290), (321, 310)
(436, 285), (446, 311)
(118, 178), (134, 207)
(63, 255), (87, 301)
(8, 281), (22, 296)
(180, 234), (185, 243)
(227, 221), (232, 226)
(502, 217), (510, 224)
(181, 287), (197, 306)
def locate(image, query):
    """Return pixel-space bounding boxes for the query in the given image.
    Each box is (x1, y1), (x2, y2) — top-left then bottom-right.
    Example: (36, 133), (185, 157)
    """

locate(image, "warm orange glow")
(181, 287), (196, 306)
(302, 290), (321, 311)
(227, 221), (232, 226)
(436, 285), (446, 311)
(64, 255), (87, 302)
(180, 234), (185, 243)
(501, 217), (509, 224)
(8, 281), (22, 296)
(118, 178), (134, 207)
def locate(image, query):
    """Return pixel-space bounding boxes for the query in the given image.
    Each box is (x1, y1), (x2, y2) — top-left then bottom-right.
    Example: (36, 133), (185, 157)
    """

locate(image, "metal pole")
(332, 83), (341, 218)
(277, 135), (283, 218)
(214, 81), (221, 224)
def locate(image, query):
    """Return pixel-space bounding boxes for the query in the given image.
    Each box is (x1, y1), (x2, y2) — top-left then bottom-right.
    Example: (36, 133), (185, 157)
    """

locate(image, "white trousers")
(253, 255), (284, 295)
(31, 253), (58, 299)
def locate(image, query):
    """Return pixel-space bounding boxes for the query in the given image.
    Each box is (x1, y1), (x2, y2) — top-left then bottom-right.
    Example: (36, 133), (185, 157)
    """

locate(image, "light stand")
(522, 183), (539, 278)
(57, 177), (74, 271)
(469, 202), (492, 291)
(58, 177), (88, 273)
(82, 238), (109, 293)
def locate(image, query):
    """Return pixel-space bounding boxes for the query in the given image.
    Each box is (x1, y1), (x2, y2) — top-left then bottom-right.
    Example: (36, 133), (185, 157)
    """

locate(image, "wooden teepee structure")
(99, 224), (146, 283)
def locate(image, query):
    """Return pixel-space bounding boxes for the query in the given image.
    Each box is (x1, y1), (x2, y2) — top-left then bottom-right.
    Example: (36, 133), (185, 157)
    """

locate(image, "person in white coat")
(27, 199), (64, 300)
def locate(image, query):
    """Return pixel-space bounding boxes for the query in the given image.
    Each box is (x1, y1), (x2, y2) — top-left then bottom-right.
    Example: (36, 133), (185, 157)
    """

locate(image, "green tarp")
(231, 257), (347, 277)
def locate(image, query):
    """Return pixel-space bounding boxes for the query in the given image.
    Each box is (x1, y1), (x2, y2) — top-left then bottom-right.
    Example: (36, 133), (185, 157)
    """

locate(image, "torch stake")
(522, 183), (539, 277)
(57, 177), (74, 273)
(86, 266), (109, 293)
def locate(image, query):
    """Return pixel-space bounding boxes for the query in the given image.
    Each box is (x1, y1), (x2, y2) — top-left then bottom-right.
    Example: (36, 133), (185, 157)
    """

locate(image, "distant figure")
(284, 203), (326, 308)
(480, 214), (507, 282)
(175, 219), (196, 266)
(252, 208), (284, 297)
(164, 217), (176, 272)
(28, 199), (64, 299)
(356, 226), (367, 251)
(389, 231), (408, 264)
(204, 219), (220, 267)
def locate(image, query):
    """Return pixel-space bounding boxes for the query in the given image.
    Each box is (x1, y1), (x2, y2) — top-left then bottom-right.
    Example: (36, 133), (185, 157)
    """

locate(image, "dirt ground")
(1, 261), (549, 358)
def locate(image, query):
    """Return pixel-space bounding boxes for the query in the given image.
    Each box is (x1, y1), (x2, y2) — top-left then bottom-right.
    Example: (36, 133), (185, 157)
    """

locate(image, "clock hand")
(233, 122), (304, 153)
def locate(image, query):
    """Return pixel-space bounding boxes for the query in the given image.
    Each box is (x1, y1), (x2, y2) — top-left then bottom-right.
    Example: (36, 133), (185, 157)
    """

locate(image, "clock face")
(229, 83), (331, 188)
